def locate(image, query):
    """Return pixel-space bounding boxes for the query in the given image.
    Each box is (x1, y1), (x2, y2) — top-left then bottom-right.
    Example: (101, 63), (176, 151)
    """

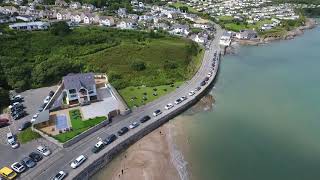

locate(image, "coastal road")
(21, 25), (224, 180)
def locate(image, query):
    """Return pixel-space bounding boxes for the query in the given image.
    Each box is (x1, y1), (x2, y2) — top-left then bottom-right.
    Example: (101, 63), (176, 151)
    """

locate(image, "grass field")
(17, 128), (41, 144)
(170, 2), (198, 13)
(223, 19), (273, 32)
(119, 82), (183, 108)
(54, 109), (106, 143)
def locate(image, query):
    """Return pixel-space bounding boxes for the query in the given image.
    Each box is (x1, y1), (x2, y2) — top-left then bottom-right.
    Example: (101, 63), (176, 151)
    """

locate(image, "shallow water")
(185, 25), (320, 180)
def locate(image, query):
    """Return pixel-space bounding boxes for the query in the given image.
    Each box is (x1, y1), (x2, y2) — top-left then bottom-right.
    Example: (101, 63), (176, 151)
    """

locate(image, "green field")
(0, 27), (201, 91)
(17, 128), (41, 144)
(170, 2), (198, 13)
(54, 109), (106, 143)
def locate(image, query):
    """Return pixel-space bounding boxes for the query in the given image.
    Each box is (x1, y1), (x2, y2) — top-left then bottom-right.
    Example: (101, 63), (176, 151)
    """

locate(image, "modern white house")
(62, 73), (97, 105)
(116, 19), (136, 29)
(99, 16), (115, 26)
(9, 21), (50, 30)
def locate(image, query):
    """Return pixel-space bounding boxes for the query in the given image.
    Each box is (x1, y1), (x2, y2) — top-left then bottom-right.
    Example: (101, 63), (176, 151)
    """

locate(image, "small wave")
(166, 124), (189, 180)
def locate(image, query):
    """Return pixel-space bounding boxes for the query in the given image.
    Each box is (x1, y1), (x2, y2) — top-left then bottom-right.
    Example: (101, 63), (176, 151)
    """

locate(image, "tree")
(0, 87), (10, 110)
(179, 6), (189, 13)
(50, 21), (71, 36)
(130, 61), (146, 71)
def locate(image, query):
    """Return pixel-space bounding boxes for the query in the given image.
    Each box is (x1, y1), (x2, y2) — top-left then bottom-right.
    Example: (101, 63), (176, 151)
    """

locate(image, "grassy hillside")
(0, 27), (202, 90)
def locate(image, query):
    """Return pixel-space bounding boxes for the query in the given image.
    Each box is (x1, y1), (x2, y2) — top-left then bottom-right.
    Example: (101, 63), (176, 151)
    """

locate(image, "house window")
(69, 89), (76, 94)
(89, 90), (94, 94)
(70, 94), (77, 98)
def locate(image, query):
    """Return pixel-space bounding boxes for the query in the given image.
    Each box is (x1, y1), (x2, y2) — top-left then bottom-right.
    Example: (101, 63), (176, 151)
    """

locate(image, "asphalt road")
(20, 25), (225, 180)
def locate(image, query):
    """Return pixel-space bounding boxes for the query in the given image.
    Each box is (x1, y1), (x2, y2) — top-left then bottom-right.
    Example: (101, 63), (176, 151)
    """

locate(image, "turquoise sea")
(184, 24), (320, 180)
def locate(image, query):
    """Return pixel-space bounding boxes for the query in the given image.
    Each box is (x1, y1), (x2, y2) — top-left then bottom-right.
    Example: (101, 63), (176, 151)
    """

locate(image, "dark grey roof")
(63, 73), (95, 91)
(34, 110), (49, 125)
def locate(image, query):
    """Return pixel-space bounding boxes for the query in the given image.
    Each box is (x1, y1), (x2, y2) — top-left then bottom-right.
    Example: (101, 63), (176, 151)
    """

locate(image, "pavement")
(1, 25), (224, 180)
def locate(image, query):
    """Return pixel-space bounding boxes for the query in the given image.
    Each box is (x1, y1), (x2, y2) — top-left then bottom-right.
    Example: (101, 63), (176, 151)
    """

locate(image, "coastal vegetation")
(0, 27), (201, 90)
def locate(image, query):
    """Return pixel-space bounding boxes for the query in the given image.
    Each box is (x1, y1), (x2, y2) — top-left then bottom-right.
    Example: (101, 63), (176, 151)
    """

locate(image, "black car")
(91, 141), (105, 154)
(13, 111), (26, 120)
(118, 127), (129, 136)
(140, 115), (151, 123)
(29, 152), (43, 162)
(200, 81), (206, 86)
(11, 106), (23, 113)
(18, 121), (32, 131)
(212, 63), (216, 67)
(22, 157), (36, 168)
(49, 91), (55, 97)
(204, 77), (209, 82)
(104, 134), (117, 145)
(195, 87), (201, 91)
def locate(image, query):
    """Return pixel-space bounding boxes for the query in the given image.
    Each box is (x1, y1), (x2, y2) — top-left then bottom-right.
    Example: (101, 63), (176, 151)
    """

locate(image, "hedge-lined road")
(22, 25), (224, 180)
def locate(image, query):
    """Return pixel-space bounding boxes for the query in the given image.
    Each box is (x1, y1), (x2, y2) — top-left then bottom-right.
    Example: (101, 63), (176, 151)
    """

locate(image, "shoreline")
(234, 18), (317, 46)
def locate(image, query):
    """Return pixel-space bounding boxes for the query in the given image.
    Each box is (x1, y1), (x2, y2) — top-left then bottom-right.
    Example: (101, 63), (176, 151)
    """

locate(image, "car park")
(91, 141), (105, 153)
(188, 91), (195, 96)
(37, 146), (51, 156)
(118, 127), (129, 136)
(29, 152), (43, 162)
(0, 167), (17, 180)
(153, 109), (162, 117)
(140, 115), (151, 123)
(165, 103), (174, 110)
(22, 157), (36, 168)
(129, 122), (139, 129)
(11, 162), (25, 173)
(18, 121), (32, 131)
(70, 155), (86, 169)
(51, 171), (67, 180)
(104, 134), (117, 145)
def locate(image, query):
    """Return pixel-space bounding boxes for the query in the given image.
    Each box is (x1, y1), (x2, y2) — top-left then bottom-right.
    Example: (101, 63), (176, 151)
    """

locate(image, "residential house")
(55, 0), (68, 7)
(62, 73), (97, 105)
(116, 19), (136, 29)
(82, 4), (95, 11)
(0, 15), (16, 24)
(70, 13), (82, 23)
(117, 8), (127, 18)
(16, 15), (35, 22)
(82, 13), (98, 24)
(9, 21), (50, 30)
(127, 14), (139, 20)
(99, 16), (115, 26)
(170, 24), (190, 36)
(69, 2), (81, 9)
(235, 30), (257, 40)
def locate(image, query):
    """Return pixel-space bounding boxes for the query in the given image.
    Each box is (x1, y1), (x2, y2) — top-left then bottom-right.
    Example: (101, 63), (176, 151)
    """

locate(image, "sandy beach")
(92, 95), (214, 180)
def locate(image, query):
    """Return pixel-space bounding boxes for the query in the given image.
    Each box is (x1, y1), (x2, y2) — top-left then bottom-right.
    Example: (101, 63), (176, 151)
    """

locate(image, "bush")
(50, 21), (71, 36)
(164, 61), (177, 69)
(130, 61), (146, 71)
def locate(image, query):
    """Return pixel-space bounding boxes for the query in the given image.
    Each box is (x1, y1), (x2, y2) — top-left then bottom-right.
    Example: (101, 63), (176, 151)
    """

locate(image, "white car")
(51, 171), (67, 180)
(70, 155), (86, 169)
(37, 145), (51, 156)
(207, 72), (212, 78)
(153, 110), (162, 117)
(188, 91), (195, 96)
(43, 96), (51, 104)
(31, 113), (39, 123)
(129, 122), (139, 129)
(11, 162), (25, 173)
(180, 96), (187, 101)
(7, 133), (19, 149)
(165, 103), (174, 110)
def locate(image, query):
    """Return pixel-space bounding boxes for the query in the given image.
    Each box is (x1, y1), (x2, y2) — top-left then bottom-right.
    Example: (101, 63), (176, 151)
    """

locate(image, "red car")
(0, 118), (9, 127)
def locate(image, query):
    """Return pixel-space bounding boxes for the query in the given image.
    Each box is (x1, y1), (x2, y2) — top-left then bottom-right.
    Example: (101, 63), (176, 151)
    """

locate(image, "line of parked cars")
(9, 95), (26, 121)
(0, 145), (51, 179)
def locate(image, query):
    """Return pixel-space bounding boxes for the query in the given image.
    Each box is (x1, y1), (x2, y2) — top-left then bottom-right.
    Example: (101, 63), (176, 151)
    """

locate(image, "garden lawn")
(17, 128), (41, 144)
(54, 109), (106, 143)
(171, 2), (198, 13)
(119, 82), (183, 108)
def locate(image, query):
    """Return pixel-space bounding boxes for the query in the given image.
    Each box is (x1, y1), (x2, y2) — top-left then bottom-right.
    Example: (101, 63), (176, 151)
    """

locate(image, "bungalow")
(63, 73), (97, 105)
(99, 16), (115, 26)
(9, 21), (50, 30)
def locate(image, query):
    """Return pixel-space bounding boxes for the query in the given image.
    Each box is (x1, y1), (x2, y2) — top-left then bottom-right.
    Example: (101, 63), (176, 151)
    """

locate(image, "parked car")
(204, 77), (209, 82)
(37, 146), (51, 156)
(195, 87), (201, 91)
(38, 103), (47, 112)
(43, 96), (51, 104)
(180, 96), (187, 101)
(139, 115), (151, 123)
(0, 118), (9, 127)
(70, 155), (86, 169)
(174, 98), (182, 105)
(29, 152), (43, 162)
(153, 109), (162, 117)
(91, 141), (105, 153)
(13, 111), (26, 120)
(51, 171), (67, 180)
(200, 81), (206, 86)
(22, 157), (36, 168)
(129, 122), (140, 129)
(165, 103), (174, 110)
(7, 133), (18, 149)
(49, 91), (55, 97)
(11, 162), (25, 173)
(0, 167), (17, 180)
(18, 121), (32, 131)
(31, 113), (39, 123)
(207, 72), (212, 78)
(117, 127), (129, 136)
(104, 134), (117, 145)
(188, 91), (195, 96)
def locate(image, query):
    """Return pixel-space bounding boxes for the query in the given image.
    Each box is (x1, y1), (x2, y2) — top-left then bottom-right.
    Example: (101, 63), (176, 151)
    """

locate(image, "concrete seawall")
(70, 54), (221, 180)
